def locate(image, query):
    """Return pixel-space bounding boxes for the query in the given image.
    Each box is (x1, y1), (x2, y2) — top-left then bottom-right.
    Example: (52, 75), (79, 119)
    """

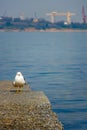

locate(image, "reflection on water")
(0, 32), (87, 130)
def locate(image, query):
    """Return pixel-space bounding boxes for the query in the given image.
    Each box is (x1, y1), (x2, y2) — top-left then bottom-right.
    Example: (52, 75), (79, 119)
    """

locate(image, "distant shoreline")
(0, 28), (87, 32)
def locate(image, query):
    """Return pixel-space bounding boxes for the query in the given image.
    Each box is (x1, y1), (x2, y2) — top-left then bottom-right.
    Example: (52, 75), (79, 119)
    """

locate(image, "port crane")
(20, 12), (25, 20)
(46, 11), (75, 24)
(46, 11), (59, 23)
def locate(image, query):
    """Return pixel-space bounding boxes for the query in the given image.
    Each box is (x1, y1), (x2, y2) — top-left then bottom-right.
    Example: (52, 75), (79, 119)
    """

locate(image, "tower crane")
(46, 11), (75, 24)
(82, 5), (86, 23)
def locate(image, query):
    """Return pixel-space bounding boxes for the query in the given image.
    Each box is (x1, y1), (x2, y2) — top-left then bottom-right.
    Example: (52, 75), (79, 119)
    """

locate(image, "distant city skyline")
(0, 0), (87, 22)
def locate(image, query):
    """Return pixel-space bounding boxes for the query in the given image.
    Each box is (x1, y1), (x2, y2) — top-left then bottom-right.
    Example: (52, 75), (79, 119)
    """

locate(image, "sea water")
(0, 32), (87, 130)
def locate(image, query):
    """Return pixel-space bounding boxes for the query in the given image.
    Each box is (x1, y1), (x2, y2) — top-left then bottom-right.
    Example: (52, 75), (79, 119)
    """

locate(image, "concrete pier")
(0, 81), (63, 130)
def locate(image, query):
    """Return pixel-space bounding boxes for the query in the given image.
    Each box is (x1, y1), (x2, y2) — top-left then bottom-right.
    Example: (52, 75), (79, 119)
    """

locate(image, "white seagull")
(13, 72), (26, 92)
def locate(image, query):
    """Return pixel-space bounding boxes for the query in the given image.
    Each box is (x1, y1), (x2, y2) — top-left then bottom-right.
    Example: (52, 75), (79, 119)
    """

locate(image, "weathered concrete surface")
(0, 81), (63, 130)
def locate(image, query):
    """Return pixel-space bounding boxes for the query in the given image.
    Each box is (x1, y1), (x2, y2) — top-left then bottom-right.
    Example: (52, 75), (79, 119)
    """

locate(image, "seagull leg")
(18, 87), (20, 92)
(17, 86), (20, 93)
(21, 87), (23, 92)
(16, 87), (18, 93)
(19, 87), (23, 92)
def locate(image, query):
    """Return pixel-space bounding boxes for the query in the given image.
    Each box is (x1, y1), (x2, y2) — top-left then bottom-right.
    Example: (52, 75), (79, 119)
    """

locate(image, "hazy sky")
(0, 0), (87, 22)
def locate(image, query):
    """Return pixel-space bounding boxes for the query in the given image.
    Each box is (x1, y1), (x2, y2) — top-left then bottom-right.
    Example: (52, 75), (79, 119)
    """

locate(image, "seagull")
(13, 72), (26, 92)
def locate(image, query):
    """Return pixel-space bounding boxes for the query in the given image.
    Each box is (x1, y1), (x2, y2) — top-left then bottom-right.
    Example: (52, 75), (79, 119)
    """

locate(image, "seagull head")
(16, 72), (22, 76)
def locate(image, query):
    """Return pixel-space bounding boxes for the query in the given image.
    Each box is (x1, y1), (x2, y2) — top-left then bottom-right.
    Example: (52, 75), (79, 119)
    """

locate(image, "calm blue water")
(0, 32), (87, 130)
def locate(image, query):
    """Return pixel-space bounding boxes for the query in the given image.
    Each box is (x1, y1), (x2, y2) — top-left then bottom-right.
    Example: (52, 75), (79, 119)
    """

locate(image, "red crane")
(82, 5), (86, 23)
